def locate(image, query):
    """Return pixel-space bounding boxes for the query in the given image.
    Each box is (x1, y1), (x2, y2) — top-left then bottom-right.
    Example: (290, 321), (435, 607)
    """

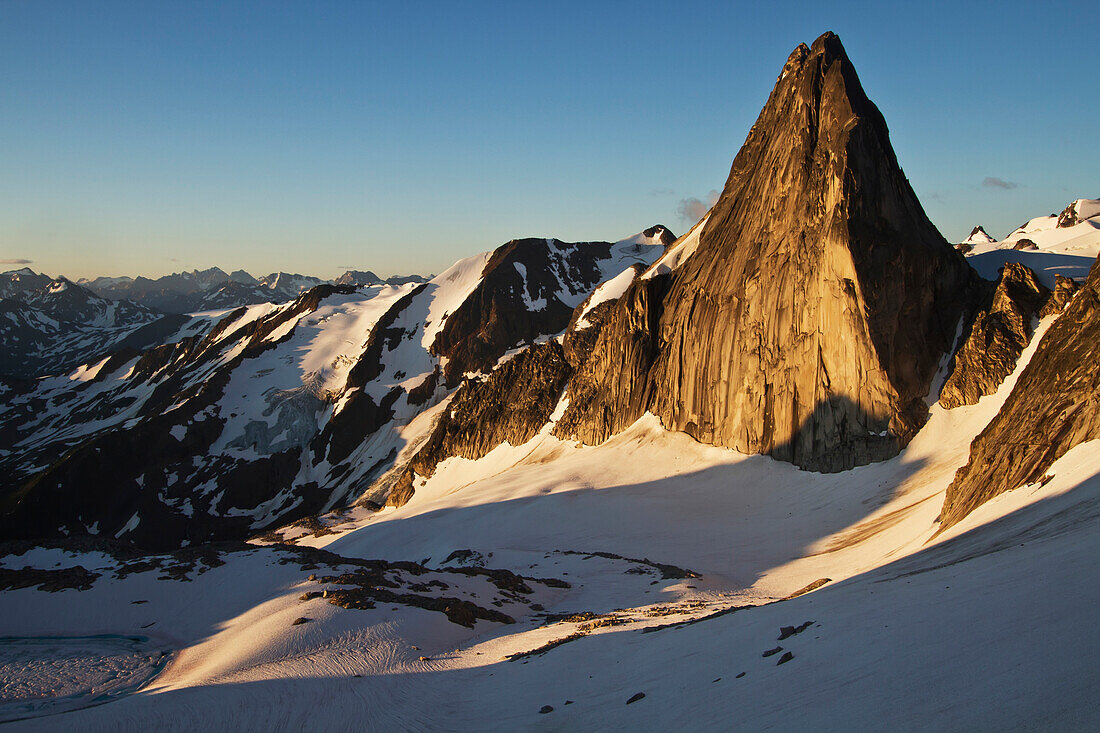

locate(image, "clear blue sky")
(1, 1), (1095, 280)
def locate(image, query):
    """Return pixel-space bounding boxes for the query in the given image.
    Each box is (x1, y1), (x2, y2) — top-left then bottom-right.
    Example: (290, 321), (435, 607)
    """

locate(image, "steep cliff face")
(940, 258), (1100, 529)
(939, 263), (1049, 409)
(556, 32), (975, 471)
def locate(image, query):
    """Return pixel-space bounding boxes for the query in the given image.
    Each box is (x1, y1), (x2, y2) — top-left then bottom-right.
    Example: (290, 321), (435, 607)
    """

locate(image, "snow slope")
(966, 198), (1100, 286)
(3, 293), (1098, 730)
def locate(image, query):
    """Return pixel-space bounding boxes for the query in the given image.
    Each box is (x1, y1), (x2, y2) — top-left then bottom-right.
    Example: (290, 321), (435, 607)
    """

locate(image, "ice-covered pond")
(0, 635), (170, 723)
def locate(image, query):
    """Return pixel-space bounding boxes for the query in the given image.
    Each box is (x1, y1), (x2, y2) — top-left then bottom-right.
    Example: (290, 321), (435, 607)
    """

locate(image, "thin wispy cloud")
(0, 258), (33, 265)
(983, 177), (1018, 190)
(677, 190), (720, 224)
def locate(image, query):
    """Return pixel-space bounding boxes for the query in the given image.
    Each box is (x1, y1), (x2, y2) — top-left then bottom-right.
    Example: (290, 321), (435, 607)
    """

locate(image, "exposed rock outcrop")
(431, 238), (609, 386)
(940, 258), (1100, 529)
(554, 32), (976, 471)
(388, 341), (573, 507)
(386, 291), (625, 508)
(1038, 275), (1080, 319)
(939, 263), (1050, 409)
(1057, 202), (1078, 228)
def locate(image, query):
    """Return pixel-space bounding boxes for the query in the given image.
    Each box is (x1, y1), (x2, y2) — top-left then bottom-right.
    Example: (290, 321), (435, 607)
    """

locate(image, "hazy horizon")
(2, 1), (1096, 281)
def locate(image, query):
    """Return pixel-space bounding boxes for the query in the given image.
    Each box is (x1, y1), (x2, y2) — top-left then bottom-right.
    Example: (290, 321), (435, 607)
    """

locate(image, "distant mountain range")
(0, 266), (431, 379)
(78, 267), (432, 313)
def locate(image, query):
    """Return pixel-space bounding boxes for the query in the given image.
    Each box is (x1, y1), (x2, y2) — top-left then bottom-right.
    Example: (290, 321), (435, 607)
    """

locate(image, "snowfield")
(2, 279), (1099, 729)
(965, 198), (1100, 287)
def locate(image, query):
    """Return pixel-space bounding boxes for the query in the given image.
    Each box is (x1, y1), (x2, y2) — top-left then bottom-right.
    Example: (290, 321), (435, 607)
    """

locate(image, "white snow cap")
(961, 226), (996, 245)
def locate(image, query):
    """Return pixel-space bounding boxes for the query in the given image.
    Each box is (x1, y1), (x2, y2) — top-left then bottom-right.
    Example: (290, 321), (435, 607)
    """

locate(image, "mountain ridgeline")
(554, 33), (975, 470)
(1, 33), (1097, 551)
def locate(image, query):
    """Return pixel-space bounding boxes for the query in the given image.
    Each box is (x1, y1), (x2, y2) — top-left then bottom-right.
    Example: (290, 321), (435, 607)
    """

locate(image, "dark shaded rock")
(762, 646), (784, 657)
(736, 672), (746, 678)
(940, 258), (1100, 529)
(387, 341), (572, 507)
(507, 631), (587, 660)
(777, 651), (795, 665)
(539, 705), (554, 714)
(0, 565), (100, 592)
(1013, 238), (1038, 251)
(626, 692), (646, 704)
(955, 242), (973, 254)
(1057, 202), (1078, 228)
(291, 617), (311, 626)
(554, 32), (976, 472)
(554, 549), (698, 580)
(782, 578), (832, 600)
(940, 263), (1050, 409)
(431, 238), (613, 386)
(778, 621), (815, 640)
(346, 285), (427, 389)
(1038, 275), (1080, 319)
(407, 366), (441, 406)
(642, 224), (677, 246)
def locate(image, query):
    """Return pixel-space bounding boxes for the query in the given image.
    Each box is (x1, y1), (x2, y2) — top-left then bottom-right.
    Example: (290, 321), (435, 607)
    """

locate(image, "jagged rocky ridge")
(553, 33), (976, 471)
(939, 263), (1050, 409)
(0, 233), (668, 548)
(940, 258), (1100, 528)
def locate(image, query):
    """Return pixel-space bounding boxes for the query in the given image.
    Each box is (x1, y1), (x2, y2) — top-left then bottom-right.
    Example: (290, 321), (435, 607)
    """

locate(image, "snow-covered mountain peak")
(1058, 197), (1100, 228)
(617, 224), (677, 248)
(962, 225), (996, 245)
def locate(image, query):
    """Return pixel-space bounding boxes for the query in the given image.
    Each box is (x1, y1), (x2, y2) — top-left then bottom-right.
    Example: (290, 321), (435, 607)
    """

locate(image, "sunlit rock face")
(941, 257), (1100, 529)
(556, 32), (976, 471)
(939, 262), (1050, 410)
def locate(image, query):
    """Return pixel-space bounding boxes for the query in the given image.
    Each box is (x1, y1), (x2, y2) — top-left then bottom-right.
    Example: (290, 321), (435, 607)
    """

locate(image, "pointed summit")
(962, 226), (996, 245)
(556, 33), (976, 470)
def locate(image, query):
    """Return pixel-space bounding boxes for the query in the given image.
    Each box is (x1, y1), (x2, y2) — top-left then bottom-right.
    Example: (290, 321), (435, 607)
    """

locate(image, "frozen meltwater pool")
(0, 635), (171, 723)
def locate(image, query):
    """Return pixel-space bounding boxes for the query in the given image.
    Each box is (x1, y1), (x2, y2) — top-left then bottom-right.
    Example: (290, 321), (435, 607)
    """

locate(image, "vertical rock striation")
(556, 32), (976, 471)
